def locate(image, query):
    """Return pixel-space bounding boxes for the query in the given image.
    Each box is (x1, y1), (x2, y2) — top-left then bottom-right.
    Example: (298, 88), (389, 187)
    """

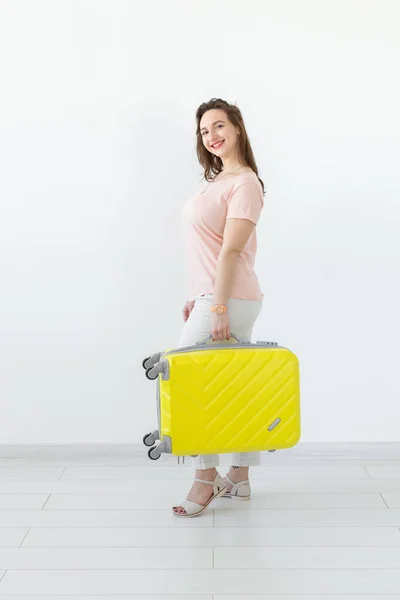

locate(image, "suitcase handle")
(195, 333), (250, 346)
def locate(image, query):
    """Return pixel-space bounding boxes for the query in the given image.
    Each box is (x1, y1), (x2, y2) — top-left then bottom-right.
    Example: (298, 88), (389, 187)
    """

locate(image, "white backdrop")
(0, 0), (399, 443)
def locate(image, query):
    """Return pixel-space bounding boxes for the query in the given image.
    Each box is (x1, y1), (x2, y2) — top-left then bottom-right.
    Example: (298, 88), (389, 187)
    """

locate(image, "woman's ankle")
(228, 466), (249, 481)
(195, 467), (217, 479)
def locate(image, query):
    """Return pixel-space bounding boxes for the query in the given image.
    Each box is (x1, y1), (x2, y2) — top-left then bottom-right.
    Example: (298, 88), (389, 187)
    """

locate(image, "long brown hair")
(195, 98), (265, 196)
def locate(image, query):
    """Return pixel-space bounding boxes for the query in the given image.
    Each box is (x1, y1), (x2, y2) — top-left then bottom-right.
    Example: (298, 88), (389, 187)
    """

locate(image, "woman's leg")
(223, 451), (261, 495)
(216, 297), (263, 495)
(172, 294), (263, 514)
(173, 296), (220, 514)
(231, 451), (262, 468)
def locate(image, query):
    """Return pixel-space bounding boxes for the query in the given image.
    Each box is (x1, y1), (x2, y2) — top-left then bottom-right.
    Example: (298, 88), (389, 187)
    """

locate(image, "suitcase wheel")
(145, 368), (158, 381)
(142, 356), (151, 369)
(143, 431), (159, 447)
(148, 446), (162, 460)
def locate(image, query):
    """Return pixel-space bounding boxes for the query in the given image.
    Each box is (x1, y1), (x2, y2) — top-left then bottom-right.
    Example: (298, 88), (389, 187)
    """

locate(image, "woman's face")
(200, 109), (239, 159)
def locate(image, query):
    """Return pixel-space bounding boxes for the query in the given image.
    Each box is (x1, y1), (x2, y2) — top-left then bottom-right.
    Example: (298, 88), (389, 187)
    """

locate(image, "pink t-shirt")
(181, 171), (264, 302)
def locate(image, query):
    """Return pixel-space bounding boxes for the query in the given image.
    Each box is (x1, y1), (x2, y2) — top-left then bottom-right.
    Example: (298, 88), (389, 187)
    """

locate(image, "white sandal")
(172, 473), (227, 518)
(222, 474), (251, 500)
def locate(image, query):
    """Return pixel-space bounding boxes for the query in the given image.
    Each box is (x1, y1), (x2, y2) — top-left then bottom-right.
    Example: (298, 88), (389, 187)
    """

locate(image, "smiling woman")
(171, 98), (267, 518)
(196, 98), (266, 194)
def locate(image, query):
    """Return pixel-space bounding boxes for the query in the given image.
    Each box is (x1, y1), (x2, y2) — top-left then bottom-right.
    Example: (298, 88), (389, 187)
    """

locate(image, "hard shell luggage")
(142, 333), (301, 461)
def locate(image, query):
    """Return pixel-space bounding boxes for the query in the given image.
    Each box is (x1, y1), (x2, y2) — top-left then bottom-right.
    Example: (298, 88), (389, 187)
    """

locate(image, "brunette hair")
(195, 98), (265, 196)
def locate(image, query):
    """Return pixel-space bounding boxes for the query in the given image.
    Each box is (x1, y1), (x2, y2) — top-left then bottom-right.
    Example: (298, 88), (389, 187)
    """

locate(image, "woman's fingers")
(210, 312), (230, 341)
(212, 328), (229, 341)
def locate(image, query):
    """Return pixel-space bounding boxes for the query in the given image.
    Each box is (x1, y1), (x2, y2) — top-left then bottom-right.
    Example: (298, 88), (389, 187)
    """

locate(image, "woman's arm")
(212, 218), (256, 306)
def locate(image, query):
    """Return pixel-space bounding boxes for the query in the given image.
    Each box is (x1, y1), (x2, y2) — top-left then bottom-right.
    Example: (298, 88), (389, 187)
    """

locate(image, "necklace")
(200, 165), (246, 194)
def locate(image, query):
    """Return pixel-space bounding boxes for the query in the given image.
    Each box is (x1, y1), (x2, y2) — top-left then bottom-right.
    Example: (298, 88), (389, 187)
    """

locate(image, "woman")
(173, 98), (266, 517)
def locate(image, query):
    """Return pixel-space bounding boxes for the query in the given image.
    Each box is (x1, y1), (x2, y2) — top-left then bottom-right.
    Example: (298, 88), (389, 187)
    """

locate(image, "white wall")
(0, 0), (399, 444)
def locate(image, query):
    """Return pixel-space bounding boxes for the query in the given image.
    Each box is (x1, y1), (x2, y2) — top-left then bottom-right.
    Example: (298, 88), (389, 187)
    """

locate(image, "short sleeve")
(226, 182), (264, 225)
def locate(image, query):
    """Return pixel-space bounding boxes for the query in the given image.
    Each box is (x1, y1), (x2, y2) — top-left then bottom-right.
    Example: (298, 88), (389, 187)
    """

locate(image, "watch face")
(217, 306), (224, 314)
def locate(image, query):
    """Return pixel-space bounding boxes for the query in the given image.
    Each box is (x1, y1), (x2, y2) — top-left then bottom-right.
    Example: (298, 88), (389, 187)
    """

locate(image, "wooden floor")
(0, 442), (400, 598)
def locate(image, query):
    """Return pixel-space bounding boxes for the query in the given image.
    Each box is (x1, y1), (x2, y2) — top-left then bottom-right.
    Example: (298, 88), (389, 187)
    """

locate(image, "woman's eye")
(202, 124), (223, 136)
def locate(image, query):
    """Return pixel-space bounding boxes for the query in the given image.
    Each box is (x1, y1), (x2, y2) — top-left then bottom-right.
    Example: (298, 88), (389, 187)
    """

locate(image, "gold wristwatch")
(210, 304), (228, 315)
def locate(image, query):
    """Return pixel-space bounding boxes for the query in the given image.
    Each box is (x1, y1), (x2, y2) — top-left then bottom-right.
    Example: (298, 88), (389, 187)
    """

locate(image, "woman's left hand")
(211, 311), (231, 341)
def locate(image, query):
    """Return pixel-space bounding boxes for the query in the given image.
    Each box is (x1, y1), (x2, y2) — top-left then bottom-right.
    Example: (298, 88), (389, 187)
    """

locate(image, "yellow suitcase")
(142, 334), (301, 460)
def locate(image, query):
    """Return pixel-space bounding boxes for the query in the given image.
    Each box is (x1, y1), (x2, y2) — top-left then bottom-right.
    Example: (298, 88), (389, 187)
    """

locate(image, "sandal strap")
(194, 477), (214, 485)
(225, 474), (235, 487)
(194, 474), (225, 494)
(174, 499), (205, 516)
(225, 474), (250, 494)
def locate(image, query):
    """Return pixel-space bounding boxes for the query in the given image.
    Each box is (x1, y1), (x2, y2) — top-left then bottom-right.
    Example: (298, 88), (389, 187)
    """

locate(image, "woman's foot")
(173, 467), (220, 516)
(222, 466), (251, 500)
(223, 466), (249, 491)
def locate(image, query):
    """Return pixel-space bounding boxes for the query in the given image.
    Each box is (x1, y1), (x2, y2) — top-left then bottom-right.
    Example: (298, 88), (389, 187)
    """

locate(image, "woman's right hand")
(183, 299), (195, 322)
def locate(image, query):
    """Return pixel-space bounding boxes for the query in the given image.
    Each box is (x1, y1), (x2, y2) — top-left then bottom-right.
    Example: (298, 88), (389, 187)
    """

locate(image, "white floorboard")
(0, 547), (212, 570)
(0, 597), (398, 600)
(41, 489), (388, 510)
(0, 596), (398, 600)
(19, 525), (400, 547)
(0, 596), (211, 600)
(1, 568), (400, 594)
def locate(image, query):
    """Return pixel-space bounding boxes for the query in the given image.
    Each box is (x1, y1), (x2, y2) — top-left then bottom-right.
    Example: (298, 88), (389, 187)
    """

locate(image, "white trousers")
(177, 293), (263, 469)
